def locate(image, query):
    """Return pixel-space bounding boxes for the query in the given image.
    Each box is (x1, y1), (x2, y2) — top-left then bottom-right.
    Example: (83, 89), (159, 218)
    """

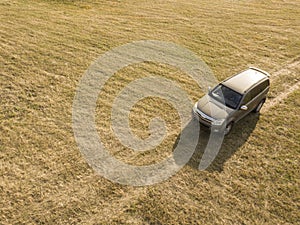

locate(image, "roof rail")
(249, 67), (270, 77)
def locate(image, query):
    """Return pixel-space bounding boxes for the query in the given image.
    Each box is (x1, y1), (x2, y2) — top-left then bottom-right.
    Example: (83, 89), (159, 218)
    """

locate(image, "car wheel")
(224, 122), (233, 135)
(253, 99), (265, 113)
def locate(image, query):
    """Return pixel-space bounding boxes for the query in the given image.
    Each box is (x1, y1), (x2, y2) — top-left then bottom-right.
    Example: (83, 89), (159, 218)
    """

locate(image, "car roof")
(222, 67), (269, 94)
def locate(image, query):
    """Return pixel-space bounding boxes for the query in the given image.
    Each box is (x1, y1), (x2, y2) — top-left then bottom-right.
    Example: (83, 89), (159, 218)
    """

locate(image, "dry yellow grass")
(1, 0), (299, 224)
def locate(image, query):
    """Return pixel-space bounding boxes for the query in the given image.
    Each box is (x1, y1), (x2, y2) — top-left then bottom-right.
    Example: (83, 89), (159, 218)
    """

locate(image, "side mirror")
(240, 105), (248, 111)
(208, 86), (211, 92)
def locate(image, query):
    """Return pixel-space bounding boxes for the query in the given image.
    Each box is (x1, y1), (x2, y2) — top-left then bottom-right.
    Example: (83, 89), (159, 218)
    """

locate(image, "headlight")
(212, 119), (225, 126)
(193, 102), (198, 111)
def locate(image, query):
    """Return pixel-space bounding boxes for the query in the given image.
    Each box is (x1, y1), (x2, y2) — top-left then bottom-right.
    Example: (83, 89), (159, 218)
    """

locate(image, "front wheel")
(224, 122), (234, 135)
(253, 99), (265, 113)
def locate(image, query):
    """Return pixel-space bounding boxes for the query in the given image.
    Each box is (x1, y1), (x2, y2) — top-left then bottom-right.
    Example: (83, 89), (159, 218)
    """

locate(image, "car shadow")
(173, 113), (260, 172)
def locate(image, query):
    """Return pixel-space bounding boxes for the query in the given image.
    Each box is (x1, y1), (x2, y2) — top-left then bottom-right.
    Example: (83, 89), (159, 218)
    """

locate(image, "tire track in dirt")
(262, 80), (300, 112)
(269, 56), (300, 79)
(262, 56), (300, 112)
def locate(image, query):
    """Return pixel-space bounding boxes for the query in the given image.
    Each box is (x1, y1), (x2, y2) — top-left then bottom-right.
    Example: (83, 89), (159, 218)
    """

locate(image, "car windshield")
(209, 84), (243, 109)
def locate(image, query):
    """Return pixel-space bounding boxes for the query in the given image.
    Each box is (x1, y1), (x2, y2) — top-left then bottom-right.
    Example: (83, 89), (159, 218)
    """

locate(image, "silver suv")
(193, 67), (270, 134)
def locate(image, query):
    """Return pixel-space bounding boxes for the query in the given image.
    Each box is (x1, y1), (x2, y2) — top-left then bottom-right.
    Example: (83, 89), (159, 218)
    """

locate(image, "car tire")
(253, 99), (265, 113)
(224, 122), (234, 135)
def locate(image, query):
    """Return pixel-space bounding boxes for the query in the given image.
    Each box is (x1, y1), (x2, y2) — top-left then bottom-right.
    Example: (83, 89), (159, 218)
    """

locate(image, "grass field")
(1, 0), (300, 224)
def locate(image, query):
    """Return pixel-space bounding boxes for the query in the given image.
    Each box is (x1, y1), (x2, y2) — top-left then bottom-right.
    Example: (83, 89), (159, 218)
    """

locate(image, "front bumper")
(192, 103), (225, 132)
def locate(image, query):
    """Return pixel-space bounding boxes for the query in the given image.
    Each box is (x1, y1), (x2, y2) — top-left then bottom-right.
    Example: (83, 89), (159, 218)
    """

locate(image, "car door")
(234, 79), (270, 122)
(233, 87), (258, 122)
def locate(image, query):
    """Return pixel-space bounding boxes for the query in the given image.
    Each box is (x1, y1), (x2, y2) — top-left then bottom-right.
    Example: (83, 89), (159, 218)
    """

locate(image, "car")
(192, 67), (270, 135)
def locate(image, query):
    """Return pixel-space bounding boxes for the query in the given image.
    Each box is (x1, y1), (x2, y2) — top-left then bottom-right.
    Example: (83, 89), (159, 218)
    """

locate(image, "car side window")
(251, 79), (269, 99)
(260, 80), (270, 91)
(242, 79), (269, 105)
(242, 92), (251, 105)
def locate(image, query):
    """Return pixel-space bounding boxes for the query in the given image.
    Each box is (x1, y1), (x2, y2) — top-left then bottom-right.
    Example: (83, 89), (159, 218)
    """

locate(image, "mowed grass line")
(1, 0), (300, 224)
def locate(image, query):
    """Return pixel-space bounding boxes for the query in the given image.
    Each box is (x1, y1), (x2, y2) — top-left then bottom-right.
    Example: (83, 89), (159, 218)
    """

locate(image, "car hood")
(196, 94), (233, 119)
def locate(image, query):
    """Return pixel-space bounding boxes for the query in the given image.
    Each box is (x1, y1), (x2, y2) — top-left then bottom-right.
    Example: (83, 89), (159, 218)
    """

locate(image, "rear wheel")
(253, 99), (265, 113)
